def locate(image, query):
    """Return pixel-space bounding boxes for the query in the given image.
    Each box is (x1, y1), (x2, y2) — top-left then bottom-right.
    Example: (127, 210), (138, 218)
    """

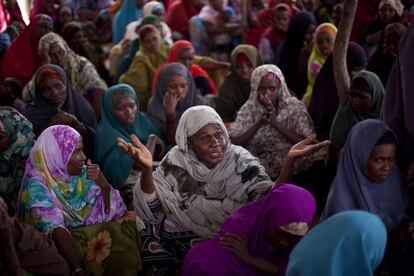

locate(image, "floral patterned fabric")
(0, 107), (35, 214)
(18, 125), (126, 232)
(229, 65), (319, 178)
(71, 211), (142, 275)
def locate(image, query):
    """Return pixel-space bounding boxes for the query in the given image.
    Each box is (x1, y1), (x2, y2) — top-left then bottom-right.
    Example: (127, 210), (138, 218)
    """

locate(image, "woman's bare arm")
(333, 0), (358, 103)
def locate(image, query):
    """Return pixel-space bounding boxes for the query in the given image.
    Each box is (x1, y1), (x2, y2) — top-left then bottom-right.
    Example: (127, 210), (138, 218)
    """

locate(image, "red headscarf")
(166, 0), (202, 38)
(152, 40), (217, 94)
(30, 0), (57, 22)
(0, 14), (50, 85)
(263, 3), (293, 49)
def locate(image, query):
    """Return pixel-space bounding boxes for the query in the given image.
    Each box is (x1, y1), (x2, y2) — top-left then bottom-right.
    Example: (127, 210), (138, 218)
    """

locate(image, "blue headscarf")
(322, 119), (407, 230)
(0, 32), (10, 57)
(94, 84), (161, 187)
(286, 210), (387, 276)
(112, 0), (142, 44)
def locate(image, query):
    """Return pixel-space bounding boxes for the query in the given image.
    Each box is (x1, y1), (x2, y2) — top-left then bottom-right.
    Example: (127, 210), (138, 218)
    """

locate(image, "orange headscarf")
(152, 40), (217, 94)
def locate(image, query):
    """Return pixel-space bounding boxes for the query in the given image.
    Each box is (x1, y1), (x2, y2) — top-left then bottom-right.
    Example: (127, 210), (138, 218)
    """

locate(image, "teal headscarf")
(0, 107), (35, 214)
(94, 84), (162, 188)
(286, 210), (387, 276)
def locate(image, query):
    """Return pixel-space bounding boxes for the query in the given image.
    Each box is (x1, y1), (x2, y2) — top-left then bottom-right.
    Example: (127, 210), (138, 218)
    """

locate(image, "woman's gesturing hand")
(288, 134), (330, 160)
(117, 134), (153, 170)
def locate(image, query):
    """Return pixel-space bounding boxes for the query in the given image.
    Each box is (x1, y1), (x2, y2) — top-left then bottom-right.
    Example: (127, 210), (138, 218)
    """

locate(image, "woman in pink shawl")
(182, 184), (316, 275)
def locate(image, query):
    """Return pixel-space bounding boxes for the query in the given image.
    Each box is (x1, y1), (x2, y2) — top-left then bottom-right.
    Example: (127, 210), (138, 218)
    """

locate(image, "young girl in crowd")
(258, 3), (293, 64)
(215, 44), (263, 122)
(119, 24), (169, 111)
(303, 22), (337, 106)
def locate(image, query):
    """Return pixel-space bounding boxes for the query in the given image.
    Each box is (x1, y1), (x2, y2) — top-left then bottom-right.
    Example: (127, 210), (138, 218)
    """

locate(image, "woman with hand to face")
(25, 64), (97, 158)
(229, 64), (320, 179)
(148, 63), (202, 145)
(18, 125), (135, 276)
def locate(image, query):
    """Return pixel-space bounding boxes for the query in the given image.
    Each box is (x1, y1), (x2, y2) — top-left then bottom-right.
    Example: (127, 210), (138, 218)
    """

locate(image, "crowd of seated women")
(1, 0), (414, 275)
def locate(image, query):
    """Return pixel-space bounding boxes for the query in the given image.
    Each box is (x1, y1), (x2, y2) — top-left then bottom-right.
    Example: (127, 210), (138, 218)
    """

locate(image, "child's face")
(379, 4), (397, 23)
(316, 31), (335, 57)
(274, 9), (290, 32)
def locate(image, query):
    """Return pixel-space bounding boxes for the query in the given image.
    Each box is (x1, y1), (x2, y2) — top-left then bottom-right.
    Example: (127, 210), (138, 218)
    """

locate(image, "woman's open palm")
(117, 134), (153, 169)
(288, 134), (330, 160)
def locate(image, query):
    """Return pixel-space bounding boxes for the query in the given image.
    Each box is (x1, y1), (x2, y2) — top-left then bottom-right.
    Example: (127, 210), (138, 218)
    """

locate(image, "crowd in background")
(1, 0), (414, 275)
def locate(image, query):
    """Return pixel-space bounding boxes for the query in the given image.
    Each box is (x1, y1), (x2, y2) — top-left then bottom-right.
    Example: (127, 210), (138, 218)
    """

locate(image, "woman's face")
(266, 226), (303, 251)
(49, 45), (68, 69)
(40, 78), (67, 107)
(349, 88), (372, 115)
(177, 48), (195, 68)
(379, 4), (397, 23)
(58, 6), (73, 27)
(188, 123), (227, 169)
(66, 138), (86, 176)
(383, 34), (399, 57)
(40, 0), (53, 12)
(142, 31), (161, 53)
(304, 24), (316, 45)
(36, 15), (53, 40)
(168, 74), (189, 101)
(113, 95), (137, 126)
(69, 30), (87, 48)
(316, 31), (335, 58)
(367, 143), (396, 183)
(0, 121), (9, 152)
(257, 75), (281, 106)
(274, 10), (290, 33)
(235, 60), (253, 82)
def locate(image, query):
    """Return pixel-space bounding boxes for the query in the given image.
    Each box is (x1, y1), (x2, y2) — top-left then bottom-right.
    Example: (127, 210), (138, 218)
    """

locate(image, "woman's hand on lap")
(220, 233), (252, 264)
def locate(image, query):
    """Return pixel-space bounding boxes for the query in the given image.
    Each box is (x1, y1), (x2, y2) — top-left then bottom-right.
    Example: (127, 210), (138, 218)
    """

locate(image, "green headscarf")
(330, 71), (384, 150)
(94, 84), (162, 188)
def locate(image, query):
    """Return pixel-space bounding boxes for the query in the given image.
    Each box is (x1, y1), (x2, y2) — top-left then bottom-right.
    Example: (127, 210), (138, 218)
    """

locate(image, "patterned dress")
(229, 65), (322, 179)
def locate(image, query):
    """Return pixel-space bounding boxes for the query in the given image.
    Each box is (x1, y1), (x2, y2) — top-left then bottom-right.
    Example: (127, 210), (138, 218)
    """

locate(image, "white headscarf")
(133, 106), (274, 238)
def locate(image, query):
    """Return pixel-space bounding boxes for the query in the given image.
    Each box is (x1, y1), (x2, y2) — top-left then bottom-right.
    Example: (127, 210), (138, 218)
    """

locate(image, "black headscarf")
(278, 11), (316, 98)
